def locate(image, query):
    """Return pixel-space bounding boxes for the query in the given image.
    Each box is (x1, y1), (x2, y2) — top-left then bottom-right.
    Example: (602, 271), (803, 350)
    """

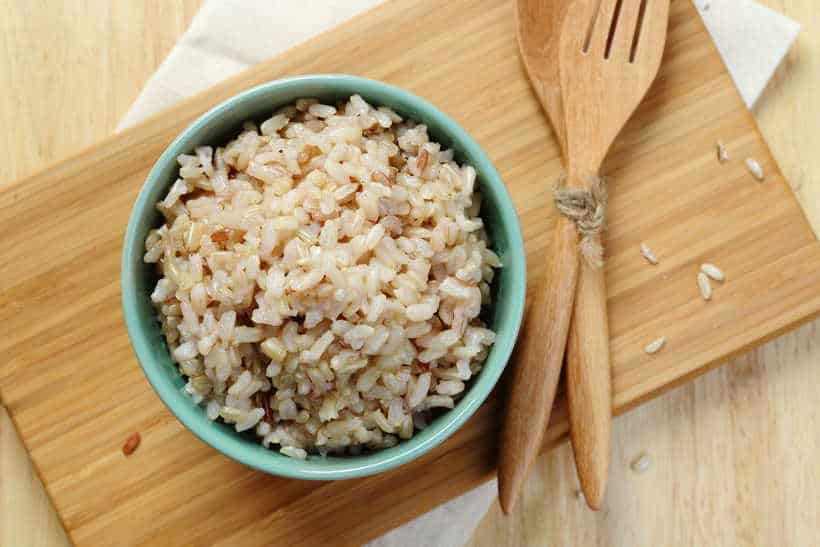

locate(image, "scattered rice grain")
(639, 242), (659, 265)
(643, 336), (666, 355)
(700, 263), (725, 282)
(697, 272), (713, 301)
(630, 452), (651, 473)
(716, 141), (729, 163)
(122, 432), (141, 456)
(745, 157), (764, 181)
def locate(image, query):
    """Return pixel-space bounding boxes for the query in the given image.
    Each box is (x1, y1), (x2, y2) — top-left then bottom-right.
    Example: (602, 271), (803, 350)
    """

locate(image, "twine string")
(553, 174), (607, 268)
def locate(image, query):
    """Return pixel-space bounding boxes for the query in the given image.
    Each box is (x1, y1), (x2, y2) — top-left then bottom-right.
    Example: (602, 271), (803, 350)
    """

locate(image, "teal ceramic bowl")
(122, 75), (526, 480)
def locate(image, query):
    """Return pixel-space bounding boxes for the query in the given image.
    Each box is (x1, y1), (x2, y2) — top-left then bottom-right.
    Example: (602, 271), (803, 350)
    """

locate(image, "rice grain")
(630, 452), (651, 473)
(122, 432), (141, 456)
(716, 141), (729, 163)
(746, 157), (764, 181)
(698, 272), (713, 301)
(146, 95), (499, 458)
(639, 242), (659, 265)
(700, 263), (725, 282)
(644, 336), (666, 355)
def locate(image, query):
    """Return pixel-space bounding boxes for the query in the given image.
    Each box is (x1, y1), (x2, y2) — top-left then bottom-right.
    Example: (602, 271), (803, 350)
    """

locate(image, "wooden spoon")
(514, 0), (572, 152)
(498, 0), (574, 516)
(560, 0), (668, 509)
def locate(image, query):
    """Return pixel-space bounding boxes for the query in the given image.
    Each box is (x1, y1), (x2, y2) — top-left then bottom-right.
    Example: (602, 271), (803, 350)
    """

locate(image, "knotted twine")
(552, 174), (607, 268)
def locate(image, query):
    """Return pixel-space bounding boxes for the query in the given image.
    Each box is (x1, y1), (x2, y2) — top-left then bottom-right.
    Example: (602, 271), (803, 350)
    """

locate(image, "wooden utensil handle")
(498, 214), (580, 515)
(567, 240), (612, 510)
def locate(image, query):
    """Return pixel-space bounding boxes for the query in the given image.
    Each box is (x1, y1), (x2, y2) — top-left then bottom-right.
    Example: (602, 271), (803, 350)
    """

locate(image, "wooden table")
(1, 1), (818, 545)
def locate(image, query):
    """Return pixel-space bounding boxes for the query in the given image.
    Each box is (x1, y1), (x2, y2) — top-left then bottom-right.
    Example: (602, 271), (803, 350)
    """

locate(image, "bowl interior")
(122, 75), (525, 479)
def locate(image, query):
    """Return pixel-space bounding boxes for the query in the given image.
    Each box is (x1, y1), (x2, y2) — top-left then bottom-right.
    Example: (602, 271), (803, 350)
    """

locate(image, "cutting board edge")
(681, 0), (817, 242)
(613, 298), (820, 417)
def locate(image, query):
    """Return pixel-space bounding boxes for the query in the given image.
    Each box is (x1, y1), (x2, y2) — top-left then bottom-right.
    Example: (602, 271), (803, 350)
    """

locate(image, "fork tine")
(560, 0), (593, 53)
(608, 0), (643, 60)
(633, 0), (670, 66)
(584, 0), (618, 58)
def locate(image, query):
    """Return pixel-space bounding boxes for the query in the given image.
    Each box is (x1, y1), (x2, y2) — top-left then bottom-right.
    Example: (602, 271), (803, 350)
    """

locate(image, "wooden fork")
(499, 0), (669, 514)
(561, 0), (669, 507)
(507, 0), (617, 512)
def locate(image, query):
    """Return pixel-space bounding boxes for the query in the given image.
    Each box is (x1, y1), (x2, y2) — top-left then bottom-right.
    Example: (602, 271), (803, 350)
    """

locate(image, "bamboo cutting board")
(1, 0), (819, 545)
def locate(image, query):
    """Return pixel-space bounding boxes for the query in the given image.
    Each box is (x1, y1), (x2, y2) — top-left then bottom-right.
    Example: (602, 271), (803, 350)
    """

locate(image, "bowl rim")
(122, 74), (526, 480)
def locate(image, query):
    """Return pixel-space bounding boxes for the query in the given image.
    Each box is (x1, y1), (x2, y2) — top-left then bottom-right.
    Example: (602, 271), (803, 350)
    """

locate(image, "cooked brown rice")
(144, 95), (499, 458)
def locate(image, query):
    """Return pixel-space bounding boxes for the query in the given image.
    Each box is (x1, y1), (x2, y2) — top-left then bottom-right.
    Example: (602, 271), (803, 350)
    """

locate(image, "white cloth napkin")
(118, 1), (798, 545)
(695, 0), (800, 107)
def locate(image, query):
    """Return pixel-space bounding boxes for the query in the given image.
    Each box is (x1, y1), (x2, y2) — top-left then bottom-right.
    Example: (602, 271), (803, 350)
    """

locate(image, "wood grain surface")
(1, 1), (820, 546)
